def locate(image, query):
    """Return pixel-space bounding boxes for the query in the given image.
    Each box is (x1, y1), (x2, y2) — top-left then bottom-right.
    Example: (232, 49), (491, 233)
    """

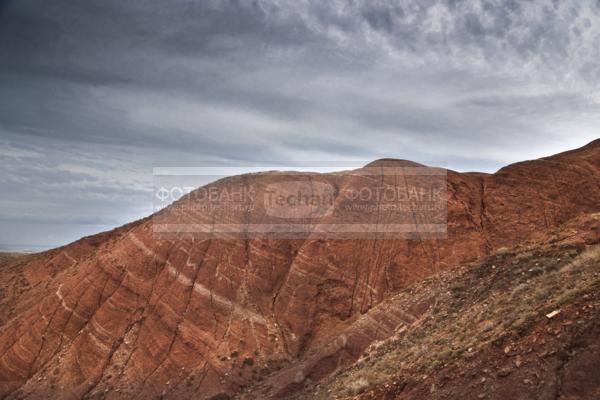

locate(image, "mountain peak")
(363, 158), (427, 168)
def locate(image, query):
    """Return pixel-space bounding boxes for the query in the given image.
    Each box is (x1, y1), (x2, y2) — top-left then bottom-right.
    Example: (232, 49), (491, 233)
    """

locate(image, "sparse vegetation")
(561, 244), (600, 272)
(290, 241), (600, 400)
(346, 377), (370, 395)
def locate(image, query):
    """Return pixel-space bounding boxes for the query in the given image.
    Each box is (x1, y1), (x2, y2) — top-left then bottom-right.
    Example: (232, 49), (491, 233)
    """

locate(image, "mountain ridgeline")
(1, 140), (600, 399)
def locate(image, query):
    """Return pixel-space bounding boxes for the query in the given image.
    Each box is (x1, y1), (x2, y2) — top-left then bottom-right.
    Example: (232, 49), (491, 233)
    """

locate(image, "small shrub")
(509, 311), (538, 335)
(347, 377), (370, 395)
(555, 287), (586, 306)
(561, 245), (600, 272)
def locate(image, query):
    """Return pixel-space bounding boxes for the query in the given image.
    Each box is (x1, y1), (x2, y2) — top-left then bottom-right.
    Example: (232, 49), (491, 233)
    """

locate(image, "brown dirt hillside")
(1, 140), (600, 399)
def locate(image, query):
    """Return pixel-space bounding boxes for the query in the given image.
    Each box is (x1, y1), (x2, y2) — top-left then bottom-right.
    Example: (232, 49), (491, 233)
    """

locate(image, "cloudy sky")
(1, 0), (599, 249)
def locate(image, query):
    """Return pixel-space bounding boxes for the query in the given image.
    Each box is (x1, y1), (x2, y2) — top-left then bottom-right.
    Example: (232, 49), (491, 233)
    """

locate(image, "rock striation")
(1, 140), (600, 399)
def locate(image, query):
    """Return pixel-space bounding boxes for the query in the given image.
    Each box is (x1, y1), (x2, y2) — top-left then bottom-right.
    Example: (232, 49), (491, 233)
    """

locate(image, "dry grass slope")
(289, 243), (600, 399)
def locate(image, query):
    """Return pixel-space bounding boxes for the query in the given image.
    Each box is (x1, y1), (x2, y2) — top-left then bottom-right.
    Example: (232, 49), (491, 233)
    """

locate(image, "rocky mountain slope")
(1, 140), (600, 399)
(285, 217), (600, 400)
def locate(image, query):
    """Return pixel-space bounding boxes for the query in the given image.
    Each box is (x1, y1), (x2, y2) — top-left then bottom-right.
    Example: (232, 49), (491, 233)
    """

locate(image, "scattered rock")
(482, 321), (495, 332)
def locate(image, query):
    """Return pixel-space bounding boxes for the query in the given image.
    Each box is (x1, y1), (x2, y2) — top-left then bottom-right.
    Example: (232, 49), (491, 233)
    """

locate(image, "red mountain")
(1, 140), (600, 399)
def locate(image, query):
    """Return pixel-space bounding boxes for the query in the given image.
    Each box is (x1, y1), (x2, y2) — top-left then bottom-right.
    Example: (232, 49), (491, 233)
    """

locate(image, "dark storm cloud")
(0, 0), (599, 247)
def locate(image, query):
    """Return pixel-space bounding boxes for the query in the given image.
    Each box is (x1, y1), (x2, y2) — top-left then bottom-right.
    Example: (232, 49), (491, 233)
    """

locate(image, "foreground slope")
(288, 220), (600, 400)
(0, 140), (600, 399)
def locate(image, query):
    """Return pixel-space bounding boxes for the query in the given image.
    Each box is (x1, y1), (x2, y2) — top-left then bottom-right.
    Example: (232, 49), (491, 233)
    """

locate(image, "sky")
(1, 0), (599, 249)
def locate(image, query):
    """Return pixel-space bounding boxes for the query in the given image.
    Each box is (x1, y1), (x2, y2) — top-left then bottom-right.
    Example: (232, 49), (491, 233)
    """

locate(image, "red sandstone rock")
(0, 140), (599, 399)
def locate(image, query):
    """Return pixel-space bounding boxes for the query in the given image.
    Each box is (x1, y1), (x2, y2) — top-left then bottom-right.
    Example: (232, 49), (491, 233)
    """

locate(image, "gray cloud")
(0, 0), (599, 248)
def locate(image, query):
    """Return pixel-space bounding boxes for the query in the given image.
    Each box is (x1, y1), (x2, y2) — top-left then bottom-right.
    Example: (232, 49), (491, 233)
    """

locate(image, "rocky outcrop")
(1, 140), (600, 399)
